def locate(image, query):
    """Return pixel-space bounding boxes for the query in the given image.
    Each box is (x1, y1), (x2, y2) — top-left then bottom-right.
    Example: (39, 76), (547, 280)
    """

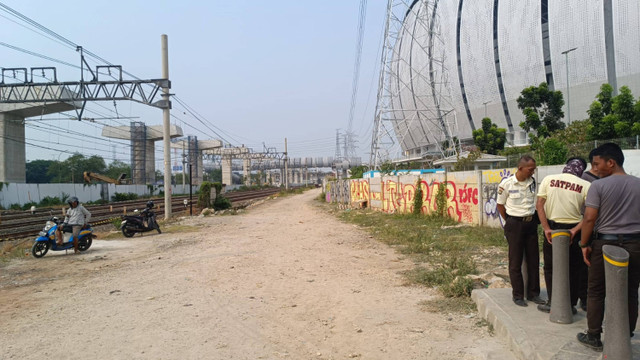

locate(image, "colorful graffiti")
(481, 168), (515, 227)
(378, 176), (479, 224)
(327, 168), (520, 227)
(350, 179), (370, 204)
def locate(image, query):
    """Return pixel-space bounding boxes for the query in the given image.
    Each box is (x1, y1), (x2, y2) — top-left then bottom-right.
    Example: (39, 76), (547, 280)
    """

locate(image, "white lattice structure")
(371, 0), (460, 168)
(371, 0), (640, 168)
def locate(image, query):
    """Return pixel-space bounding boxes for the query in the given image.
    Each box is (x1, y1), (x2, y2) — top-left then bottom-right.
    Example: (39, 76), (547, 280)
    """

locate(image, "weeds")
(334, 207), (507, 312)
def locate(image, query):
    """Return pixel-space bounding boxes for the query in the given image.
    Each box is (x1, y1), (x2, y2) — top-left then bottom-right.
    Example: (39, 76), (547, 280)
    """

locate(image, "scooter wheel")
(78, 237), (92, 251)
(122, 227), (136, 238)
(31, 242), (50, 258)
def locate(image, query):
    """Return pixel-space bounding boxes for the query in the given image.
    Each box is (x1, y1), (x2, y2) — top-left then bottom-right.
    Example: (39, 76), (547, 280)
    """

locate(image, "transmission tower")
(370, 0), (460, 169)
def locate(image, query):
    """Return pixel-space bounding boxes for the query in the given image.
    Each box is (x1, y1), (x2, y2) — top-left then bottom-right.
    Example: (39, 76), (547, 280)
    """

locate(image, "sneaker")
(537, 301), (551, 313)
(513, 298), (528, 307)
(527, 295), (546, 305)
(577, 332), (603, 352)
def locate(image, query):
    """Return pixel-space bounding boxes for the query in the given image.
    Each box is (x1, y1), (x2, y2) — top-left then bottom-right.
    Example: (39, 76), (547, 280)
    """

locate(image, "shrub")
(435, 182), (448, 217)
(412, 178), (423, 215)
(111, 218), (122, 229)
(198, 181), (213, 208)
(111, 192), (139, 202)
(213, 196), (232, 210)
(39, 196), (63, 207)
(21, 202), (38, 211)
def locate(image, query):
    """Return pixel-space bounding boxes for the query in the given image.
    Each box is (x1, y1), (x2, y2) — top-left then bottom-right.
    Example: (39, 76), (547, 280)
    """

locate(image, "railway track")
(0, 187), (282, 241)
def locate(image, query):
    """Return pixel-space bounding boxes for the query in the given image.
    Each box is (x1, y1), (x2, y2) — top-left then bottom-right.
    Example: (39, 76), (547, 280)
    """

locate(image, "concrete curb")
(470, 288), (640, 360)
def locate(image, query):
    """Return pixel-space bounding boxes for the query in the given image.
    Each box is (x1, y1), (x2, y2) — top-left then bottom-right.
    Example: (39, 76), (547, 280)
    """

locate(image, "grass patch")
(331, 207), (507, 312)
(1, 239), (32, 262)
(475, 318), (495, 335)
(419, 297), (477, 314)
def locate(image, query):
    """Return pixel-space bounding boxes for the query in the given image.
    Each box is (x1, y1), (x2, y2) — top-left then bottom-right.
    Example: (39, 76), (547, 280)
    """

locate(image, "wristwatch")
(579, 241), (590, 248)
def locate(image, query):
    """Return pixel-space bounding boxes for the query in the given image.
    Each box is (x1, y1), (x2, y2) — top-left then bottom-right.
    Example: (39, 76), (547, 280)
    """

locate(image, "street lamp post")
(482, 101), (491, 118)
(561, 47), (578, 124)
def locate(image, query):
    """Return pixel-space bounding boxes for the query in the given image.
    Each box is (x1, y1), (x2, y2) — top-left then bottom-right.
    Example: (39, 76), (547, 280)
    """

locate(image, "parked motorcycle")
(120, 201), (162, 237)
(31, 217), (96, 258)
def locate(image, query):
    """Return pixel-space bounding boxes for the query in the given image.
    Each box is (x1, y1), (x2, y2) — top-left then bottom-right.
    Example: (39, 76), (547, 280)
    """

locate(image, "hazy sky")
(0, 1), (386, 167)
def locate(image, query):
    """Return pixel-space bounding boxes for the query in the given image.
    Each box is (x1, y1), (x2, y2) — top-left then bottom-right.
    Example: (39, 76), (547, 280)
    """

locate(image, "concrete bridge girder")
(102, 124), (184, 184)
(0, 95), (78, 182)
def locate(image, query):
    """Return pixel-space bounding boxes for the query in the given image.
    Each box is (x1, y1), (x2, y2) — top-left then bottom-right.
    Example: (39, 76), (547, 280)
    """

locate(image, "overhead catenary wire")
(1, 1), (337, 164)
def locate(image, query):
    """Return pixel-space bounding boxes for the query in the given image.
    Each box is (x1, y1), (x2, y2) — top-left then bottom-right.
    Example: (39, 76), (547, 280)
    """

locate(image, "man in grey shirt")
(56, 196), (91, 253)
(577, 143), (640, 351)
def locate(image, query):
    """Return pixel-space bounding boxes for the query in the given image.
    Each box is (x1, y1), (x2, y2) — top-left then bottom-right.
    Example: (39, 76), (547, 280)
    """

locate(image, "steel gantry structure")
(0, 47), (170, 117)
(370, 0), (460, 169)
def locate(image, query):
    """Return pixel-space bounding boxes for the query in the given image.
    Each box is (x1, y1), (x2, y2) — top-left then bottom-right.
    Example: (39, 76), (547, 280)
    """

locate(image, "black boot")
(537, 300), (551, 313)
(577, 332), (602, 352)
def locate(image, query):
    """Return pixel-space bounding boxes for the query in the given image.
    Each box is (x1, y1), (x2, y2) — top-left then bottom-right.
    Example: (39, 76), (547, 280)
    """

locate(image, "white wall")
(0, 183), (199, 208)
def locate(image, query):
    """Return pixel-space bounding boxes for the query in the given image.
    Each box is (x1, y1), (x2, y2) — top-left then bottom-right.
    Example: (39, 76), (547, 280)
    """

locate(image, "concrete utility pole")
(161, 34), (172, 220)
(284, 138), (288, 190)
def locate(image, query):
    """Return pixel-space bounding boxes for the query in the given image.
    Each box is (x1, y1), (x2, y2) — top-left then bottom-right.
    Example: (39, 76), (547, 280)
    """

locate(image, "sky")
(0, 1), (387, 169)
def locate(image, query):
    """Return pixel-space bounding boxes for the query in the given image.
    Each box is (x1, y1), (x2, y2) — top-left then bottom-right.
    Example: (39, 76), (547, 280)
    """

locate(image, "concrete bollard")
(602, 244), (631, 359)
(549, 230), (572, 324)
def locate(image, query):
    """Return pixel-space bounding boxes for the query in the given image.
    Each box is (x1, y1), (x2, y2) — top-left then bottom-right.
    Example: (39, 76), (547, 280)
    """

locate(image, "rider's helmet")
(146, 200), (154, 209)
(67, 196), (79, 206)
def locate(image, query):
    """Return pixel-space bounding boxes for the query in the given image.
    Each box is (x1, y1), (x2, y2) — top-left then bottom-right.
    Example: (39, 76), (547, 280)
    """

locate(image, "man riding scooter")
(55, 196), (91, 254)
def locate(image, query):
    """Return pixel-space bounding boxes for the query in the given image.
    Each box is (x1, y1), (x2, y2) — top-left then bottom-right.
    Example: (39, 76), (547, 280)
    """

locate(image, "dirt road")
(0, 189), (514, 359)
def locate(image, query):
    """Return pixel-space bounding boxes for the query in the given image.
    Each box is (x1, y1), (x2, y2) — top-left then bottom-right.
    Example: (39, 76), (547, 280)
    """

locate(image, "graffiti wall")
(364, 172), (481, 224)
(327, 179), (350, 204)
(327, 165), (571, 228)
(481, 168), (515, 227)
(349, 178), (370, 206)
(369, 177), (382, 210)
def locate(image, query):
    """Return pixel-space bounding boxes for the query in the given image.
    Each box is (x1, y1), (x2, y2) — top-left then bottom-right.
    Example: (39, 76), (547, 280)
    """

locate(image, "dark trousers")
(587, 239), (640, 335)
(542, 221), (587, 306)
(504, 216), (540, 300)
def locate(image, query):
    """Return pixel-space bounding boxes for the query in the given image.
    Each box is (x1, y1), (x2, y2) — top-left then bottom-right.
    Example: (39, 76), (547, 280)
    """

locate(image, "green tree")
(206, 168), (222, 183)
(588, 84), (640, 140)
(517, 82), (565, 138)
(472, 117), (507, 154)
(104, 160), (131, 181)
(539, 138), (568, 165)
(597, 83), (614, 114)
(349, 165), (368, 179)
(26, 159), (55, 183)
(174, 173), (190, 185)
(379, 161), (395, 175)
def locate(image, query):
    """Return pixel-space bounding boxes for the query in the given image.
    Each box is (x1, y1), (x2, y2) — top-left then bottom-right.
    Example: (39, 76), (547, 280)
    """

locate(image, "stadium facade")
(381, 0), (640, 160)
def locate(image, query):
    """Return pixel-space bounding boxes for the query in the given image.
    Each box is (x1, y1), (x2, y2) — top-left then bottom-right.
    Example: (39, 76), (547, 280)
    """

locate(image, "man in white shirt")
(497, 155), (545, 307)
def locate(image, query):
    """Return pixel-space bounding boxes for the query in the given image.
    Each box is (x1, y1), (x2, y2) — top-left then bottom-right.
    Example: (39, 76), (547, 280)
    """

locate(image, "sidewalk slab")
(472, 288), (640, 360)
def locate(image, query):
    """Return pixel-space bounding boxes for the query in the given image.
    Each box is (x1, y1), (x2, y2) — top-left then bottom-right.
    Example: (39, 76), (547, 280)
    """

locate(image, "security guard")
(497, 155), (545, 307)
(577, 143), (640, 351)
(536, 157), (591, 314)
